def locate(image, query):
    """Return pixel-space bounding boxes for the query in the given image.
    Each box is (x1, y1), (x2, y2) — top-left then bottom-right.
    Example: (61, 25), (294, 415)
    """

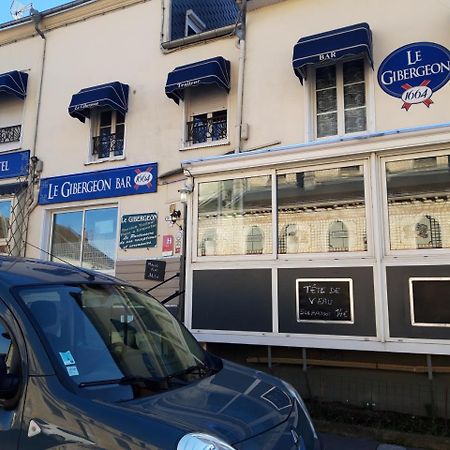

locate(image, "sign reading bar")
(0, 150), (29, 180)
(409, 277), (450, 327)
(119, 213), (157, 249)
(144, 259), (166, 282)
(296, 278), (354, 324)
(38, 162), (157, 205)
(378, 42), (450, 110)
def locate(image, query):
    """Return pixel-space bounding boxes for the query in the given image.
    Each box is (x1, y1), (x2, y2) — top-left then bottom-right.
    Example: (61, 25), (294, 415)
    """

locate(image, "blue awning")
(0, 71), (28, 100)
(68, 81), (129, 122)
(292, 23), (373, 84)
(165, 56), (231, 104)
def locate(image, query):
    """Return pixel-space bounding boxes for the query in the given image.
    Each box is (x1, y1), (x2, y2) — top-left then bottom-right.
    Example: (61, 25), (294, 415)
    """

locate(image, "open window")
(91, 109), (125, 160)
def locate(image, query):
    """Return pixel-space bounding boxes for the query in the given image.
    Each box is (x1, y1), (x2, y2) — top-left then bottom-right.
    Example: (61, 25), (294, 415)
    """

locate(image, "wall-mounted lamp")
(178, 183), (194, 204)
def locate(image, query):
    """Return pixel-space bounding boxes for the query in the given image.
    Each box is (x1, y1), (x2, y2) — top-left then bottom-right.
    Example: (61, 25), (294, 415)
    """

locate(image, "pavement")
(319, 432), (425, 450)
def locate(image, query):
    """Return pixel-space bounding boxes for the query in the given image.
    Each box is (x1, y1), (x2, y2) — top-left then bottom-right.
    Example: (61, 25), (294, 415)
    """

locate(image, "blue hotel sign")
(39, 162), (157, 205)
(0, 150), (30, 180)
(378, 42), (450, 110)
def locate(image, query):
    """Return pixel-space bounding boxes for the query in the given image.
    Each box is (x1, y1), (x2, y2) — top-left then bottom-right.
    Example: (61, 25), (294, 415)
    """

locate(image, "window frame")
(193, 158), (373, 262)
(86, 108), (126, 164)
(381, 149), (450, 258)
(48, 204), (119, 274)
(180, 88), (230, 151)
(0, 197), (13, 255)
(306, 56), (374, 142)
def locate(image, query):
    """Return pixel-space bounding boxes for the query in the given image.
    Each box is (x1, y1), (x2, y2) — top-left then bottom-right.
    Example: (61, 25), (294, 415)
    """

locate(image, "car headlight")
(281, 380), (318, 439)
(177, 433), (236, 450)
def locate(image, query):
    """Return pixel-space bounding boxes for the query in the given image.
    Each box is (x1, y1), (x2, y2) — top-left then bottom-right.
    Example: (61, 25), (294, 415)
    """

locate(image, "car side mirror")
(0, 356), (19, 400)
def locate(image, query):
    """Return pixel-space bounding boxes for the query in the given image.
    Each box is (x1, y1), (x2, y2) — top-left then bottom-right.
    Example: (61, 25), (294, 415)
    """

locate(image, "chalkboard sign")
(296, 278), (354, 323)
(145, 259), (166, 282)
(119, 213), (157, 249)
(409, 277), (450, 327)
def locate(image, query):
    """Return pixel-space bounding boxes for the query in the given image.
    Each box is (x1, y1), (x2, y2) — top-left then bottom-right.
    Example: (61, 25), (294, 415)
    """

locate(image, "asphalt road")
(319, 432), (424, 450)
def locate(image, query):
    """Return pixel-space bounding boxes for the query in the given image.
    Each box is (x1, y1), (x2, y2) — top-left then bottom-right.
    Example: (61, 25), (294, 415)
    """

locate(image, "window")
(197, 176), (272, 256)
(0, 199), (11, 254)
(386, 153), (450, 251)
(314, 59), (367, 139)
(184, 85), (228, 148)
(50, 207), (118, 271)
(0, 319), (21, 406)
(277, 165), (367, 253)
(91, 110), (125, 160)
(0, 95), (23, 146)
(200, 229), (217, 256)
(185, 9), (206, 37)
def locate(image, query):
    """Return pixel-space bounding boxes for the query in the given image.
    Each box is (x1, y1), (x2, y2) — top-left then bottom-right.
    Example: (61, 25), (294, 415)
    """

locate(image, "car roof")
(0, 256), (121, 289)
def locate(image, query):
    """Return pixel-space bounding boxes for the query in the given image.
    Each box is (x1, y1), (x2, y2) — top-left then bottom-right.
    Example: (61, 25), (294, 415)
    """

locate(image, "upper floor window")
(314, 59), (367, 139)
(185, 9), (206, 37)
(91, 110), (125, 160)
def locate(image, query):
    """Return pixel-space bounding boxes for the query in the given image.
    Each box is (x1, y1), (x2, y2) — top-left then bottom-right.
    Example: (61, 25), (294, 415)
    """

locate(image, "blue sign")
(39, 162), (157, 205)
(0, 150), (29, 180)
(378, 42), (450, 110)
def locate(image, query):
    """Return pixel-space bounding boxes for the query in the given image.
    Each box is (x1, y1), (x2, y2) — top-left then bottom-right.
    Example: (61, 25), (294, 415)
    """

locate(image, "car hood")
(116, 360), (293, 444)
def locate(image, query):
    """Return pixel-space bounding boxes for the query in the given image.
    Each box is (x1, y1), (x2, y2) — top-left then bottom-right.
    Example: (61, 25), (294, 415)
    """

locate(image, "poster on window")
(119, 213), (157, 249)
(296, 278), (354, 324)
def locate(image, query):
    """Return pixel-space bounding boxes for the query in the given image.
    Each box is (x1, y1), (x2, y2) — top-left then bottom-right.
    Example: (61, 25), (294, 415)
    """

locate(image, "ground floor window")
(0, 199), (12, 254)
(50, 206), (118, 271)
(385, 153), (450, 251)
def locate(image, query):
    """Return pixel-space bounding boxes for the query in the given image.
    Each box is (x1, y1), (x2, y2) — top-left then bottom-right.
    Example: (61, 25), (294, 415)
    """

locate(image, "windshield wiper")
(167, 362), (217, 381)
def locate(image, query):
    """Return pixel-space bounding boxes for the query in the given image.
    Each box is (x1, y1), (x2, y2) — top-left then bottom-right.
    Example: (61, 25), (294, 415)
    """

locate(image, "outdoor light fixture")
(179, 183), (193, 204)
(169, 209), (182, 225)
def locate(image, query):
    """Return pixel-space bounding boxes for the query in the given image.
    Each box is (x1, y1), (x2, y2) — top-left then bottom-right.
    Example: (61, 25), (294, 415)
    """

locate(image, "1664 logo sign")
(378, 42), (450, 111)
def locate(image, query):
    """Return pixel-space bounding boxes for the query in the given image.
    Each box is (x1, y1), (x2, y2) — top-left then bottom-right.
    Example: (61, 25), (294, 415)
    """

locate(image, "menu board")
(119, 213), (157, 249)
(144, 259), (166, 282)
(296, 278), (354, 323)
(409, 277), (450, 326)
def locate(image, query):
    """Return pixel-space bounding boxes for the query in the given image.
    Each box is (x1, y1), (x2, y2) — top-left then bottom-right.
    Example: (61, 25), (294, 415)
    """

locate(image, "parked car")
(0, 256), (319, 450)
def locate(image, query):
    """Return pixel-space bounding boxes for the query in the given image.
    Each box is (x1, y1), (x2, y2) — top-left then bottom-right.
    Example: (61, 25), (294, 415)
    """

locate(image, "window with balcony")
(91, 110), (125, 160)
(0, 199), (12, 254)
(314, 59), (367, 139)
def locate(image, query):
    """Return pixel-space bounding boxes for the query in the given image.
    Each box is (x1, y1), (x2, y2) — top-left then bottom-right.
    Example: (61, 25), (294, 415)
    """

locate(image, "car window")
(17, 284), (207, 398)
(0, 320), (21, 406)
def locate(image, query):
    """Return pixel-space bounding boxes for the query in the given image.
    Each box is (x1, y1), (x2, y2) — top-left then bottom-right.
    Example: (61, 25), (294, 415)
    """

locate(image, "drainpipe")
(23, 9), (46, 256)
(235, 0), (247, 153)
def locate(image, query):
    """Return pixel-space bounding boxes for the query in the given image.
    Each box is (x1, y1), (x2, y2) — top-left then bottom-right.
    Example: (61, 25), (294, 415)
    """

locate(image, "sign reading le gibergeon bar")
(38, 163), (157, 205)
(378, 42), (450, 111)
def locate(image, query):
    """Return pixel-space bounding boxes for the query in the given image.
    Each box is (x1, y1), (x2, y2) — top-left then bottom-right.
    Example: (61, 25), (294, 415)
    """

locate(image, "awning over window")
(0, 71), (29, 100)
(68, 81), (129, 123)
(165, 56), (231, 104)
(292, 23), (373, 84)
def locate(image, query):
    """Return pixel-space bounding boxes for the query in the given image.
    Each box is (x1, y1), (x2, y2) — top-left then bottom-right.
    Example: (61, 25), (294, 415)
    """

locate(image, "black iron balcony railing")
(92, 133), (124, 159)
(186, 113), (227, 145)
(0, 125), (21, 144)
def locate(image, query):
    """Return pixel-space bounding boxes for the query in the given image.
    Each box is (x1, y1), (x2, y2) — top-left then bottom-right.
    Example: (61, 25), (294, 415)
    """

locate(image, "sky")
(1, 0), (71, 24)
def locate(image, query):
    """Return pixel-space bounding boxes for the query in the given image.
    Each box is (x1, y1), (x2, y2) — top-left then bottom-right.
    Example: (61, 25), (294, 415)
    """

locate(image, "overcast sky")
(1, 1), (71, 24)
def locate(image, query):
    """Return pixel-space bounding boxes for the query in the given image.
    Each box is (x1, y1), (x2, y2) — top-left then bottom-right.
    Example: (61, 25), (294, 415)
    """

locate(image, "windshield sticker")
(66, 365), (79, 377)
(59, 351), (76, 366)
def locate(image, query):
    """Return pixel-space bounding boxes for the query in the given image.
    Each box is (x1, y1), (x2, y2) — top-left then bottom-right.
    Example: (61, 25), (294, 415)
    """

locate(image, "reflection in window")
(386, 154), (450, 250)
(197, 176), (272, 256)
(415, 216), (442, 249)
(277, 165), (366, 253)
(328, 220), (349, 252)
(0, 200), (12, 253)
(246, 226), (263, 255)
(279, 224), (298, 254)
(200, 229), (217, 256)
(51, 207), (117, 270)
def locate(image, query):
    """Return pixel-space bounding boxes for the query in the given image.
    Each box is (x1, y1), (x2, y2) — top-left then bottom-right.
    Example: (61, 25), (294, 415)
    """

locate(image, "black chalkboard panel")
(120, 213), (157, 249)
(410, 278), (450, 326)
(145, 259), (166, 282)
(296, 278), (354, 323)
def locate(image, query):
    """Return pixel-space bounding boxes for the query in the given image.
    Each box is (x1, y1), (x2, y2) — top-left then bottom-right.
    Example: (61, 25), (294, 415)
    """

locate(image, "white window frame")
(180, 88), (230, 151)
(86, 109), (126, 164)
(306, 57), (375, 142)
(185, 9), (206, 37)
(48, 204), (119, 274)
(0, 197), (12, 254)
(381, 148), (450, 258)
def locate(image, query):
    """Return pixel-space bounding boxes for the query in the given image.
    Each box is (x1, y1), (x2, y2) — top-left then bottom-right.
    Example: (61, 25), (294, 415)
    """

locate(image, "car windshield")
(17, 283), (209, 395)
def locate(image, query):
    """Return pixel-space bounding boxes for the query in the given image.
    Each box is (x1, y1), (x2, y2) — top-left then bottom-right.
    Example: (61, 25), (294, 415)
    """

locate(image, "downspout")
(23, 9), (46, 256)
(235, 0), (247, 153)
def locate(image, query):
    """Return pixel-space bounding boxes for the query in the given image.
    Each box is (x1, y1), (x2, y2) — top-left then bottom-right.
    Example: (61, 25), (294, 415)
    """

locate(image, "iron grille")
(92, 133), (124, 158)
(0, 125), (21, 144)
(186, 112), (227, 145)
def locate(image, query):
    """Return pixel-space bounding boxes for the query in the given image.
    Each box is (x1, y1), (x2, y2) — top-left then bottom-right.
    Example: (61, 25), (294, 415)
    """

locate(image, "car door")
(0, 301), (26, 450)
